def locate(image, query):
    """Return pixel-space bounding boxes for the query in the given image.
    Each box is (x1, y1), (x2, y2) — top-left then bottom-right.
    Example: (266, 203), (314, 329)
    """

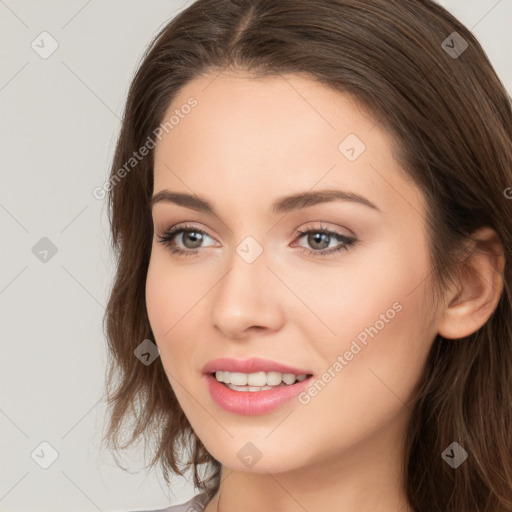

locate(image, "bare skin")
(145, 71), (505, 512)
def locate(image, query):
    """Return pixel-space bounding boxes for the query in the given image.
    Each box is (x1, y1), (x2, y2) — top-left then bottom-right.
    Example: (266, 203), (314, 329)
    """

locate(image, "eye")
(293, 223), (357, 257)
(156, 222), (357, 258)
(156, 223), (216, 256)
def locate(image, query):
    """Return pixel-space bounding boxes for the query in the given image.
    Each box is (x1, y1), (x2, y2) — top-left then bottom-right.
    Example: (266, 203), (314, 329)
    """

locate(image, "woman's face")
(146, 72), (441, 473)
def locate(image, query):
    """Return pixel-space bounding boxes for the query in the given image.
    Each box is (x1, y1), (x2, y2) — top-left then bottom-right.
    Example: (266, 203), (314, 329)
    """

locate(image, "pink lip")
(205, 373), (314, 416)
(202, 357), (314, 416)
(201, 357), (313, 376)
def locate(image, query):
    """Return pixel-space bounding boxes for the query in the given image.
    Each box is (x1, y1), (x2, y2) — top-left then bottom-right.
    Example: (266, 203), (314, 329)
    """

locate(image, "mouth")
(205, 370), (315, 415)
(201, 357), (315, 414)
(209, 370), (314, 392)
(210, 370), (313, 393)
(201, 356), (314, 378)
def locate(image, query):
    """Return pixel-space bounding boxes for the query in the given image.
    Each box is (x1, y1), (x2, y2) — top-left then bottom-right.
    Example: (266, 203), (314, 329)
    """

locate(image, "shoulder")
(129, 490), (211, 512)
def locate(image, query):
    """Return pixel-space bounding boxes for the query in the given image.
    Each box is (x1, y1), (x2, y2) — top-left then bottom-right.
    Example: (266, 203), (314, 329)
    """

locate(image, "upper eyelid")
(159, 222), (354, 245)
(160, 219), (352, 233)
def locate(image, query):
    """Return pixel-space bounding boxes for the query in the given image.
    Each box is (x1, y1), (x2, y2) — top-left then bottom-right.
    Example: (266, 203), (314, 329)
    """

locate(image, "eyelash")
(156, 223), (357, 258)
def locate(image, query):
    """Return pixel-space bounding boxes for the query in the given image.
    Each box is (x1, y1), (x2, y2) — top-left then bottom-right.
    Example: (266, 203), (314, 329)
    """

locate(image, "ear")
(437, 227), (505, 339)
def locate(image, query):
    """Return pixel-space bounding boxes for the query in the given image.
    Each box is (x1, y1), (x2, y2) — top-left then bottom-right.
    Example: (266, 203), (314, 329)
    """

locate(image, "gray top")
(131, 490), (211, 512)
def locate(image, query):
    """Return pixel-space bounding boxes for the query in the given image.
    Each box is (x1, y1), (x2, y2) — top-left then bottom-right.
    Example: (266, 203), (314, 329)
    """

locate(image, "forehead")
(155, 71), (378, 160)
(152, 72), (424, 219)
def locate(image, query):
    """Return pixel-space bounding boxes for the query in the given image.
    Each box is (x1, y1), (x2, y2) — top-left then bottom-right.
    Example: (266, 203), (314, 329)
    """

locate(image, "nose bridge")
(211, 234), (284, 336)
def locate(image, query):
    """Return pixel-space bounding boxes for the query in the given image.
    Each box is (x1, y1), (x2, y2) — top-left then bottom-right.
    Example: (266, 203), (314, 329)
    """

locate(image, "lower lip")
(205, 373), (313, 416)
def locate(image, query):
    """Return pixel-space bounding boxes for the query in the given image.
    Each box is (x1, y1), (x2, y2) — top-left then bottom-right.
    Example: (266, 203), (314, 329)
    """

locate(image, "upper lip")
(202, 357), (313, 376)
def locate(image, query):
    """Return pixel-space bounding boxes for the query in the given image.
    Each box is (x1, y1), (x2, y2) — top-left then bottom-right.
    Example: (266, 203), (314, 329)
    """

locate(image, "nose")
(210, 245), (286, 339)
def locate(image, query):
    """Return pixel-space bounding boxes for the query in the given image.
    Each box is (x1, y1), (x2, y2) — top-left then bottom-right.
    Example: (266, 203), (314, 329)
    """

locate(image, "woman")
(102, 0), (512, 511)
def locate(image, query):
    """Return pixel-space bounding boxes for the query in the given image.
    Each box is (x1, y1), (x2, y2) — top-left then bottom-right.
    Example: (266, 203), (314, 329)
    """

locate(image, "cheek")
(145, 250), (195, 339)
(293, 238), (433, 404)
(286, 238), (427, 345)
(145, 251), (208, 379)
(280, 277), (433, 460)
(145, 254), (169, 338)
(145, 253), (186, 377)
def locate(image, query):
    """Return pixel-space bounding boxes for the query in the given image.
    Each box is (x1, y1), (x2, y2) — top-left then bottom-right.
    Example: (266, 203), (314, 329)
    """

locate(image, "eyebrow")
(150, 189), (382, 215)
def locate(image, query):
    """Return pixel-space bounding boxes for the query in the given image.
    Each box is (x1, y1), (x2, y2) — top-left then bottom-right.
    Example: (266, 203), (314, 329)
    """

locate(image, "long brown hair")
(101, 1), (512, 509)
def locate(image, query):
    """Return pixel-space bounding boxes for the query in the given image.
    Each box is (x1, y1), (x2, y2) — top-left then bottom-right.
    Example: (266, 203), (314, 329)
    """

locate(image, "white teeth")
(282, 373), (297, 385)
(231, 372), (248, 386)
(248, 372), (266, 386)
(214, 370), (308, 387)
(266, 371), (282, 386)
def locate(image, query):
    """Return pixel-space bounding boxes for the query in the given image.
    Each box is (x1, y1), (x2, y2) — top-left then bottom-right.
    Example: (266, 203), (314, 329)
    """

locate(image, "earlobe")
(437, 227), (505, 340)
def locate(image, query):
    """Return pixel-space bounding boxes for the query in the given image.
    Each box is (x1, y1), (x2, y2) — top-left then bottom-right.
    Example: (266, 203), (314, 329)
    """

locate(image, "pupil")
(184, 231), (202, 249)
(309, 232), (329, 250)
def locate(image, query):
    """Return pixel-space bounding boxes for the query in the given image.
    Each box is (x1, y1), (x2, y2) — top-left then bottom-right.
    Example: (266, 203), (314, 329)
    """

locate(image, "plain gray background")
(1, 1), (511, 511)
